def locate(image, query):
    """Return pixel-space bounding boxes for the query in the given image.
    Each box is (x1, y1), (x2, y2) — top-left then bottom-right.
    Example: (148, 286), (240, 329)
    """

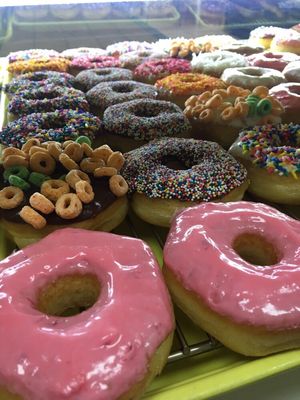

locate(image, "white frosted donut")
(283, 60), (300, 82)
(221, 66), (286, 89)
(191, 50), (248, 77)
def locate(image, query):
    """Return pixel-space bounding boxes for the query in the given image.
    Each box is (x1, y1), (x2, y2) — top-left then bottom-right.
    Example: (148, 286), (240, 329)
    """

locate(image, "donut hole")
(95, 70), (110, 76)
(134, 108), (160, 118)
(161, 155), (189, 170)
(37, 274), (100, 317)
(232, 233), (280, 266)
(112, 84), (134, 93)
(244, 69), (262, 77)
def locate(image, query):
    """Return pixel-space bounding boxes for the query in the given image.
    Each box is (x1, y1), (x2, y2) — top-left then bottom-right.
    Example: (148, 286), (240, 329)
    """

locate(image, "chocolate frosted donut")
(5, 71), (76, 95)
(8, 85), (89, 117)
(0, 109), (101, 148)
(87, 80), (158, 115)
(103, 99), (191, 141)
(75, 67), (133, 91)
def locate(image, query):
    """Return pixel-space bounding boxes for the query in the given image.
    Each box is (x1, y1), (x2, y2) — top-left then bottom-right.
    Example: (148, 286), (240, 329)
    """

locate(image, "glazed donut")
(247, 51), (300, 71)
(86, 81), (158, 115)
(5, 71), (76, 96)
(7, 58), (71, 75)
(75, 67), (133, 92)
(221, 66), (286, 89)
(220, 40), (264, 56)
(8, 49), (60, 64)
(119, 49), (168, 70)
(102, 99), (191, 152)
(0, 228), (174, 400)
(0, 110), (101, 148)
(271, 30), (300, 55)
(155, 72), (227, 108)
(134, 58), (191, 84)
(283, 60), (300, 82)
(191, 51), (248, 77)
(229, 123), (300, 204)
(270, 83), (300, 123)
(60, 47), (107, 60)
(0, 138), (129, 248)
(70, 55), (121, 74)
(122, 137), (249, 226)
(184, 85), (283, 149)
(249, 26), (290, 49)
(106, 41), (154, 56)
(8, 85), (89, 117)
(163, 201), (300, 356)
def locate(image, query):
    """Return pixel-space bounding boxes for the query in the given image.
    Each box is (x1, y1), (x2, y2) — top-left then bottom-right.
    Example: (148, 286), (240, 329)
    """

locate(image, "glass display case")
(0, 1), (300, 400)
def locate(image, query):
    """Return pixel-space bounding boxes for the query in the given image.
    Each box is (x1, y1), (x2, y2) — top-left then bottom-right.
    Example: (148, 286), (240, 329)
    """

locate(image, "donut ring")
(221, 66), (286, 89)
(247, 51), (300, 71)
(271, 30), (300, 55)
(8, 57), (71, 75)
(8, 85), (89, 116)
(0, 228), (174, 399)
(229, 123), (300, 204)
(75, 67), (133, 91)
(5, 71), (76, 96)
(163, 201), (300, 356)
(86, 80), (158, 114)
(122, 137), (248, 226)
(70, 55), (121, 72)
(0, 109), (101, 148)
(191, 50), (248, 77)
(103, 99), (191, 141)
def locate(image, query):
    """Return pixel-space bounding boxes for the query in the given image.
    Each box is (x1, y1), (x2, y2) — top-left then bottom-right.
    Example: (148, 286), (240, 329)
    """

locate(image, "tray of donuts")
(0, 34), (300, 399)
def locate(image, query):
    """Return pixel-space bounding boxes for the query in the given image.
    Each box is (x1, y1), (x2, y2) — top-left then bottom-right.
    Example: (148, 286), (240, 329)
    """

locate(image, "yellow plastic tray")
(1, 57), (300, 399)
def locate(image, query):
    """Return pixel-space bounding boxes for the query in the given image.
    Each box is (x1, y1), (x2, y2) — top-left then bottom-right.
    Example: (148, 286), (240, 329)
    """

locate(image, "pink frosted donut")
(247, 51), (300, 71)
(271, 30), (300, 55)
(283, 60), (300, 82)
(70, 55), (120, 73)
(163, 201), (300, 356)
(270, 82), (300, 123)
(134, 58), (191, 84)
(0, 228), (174, 400)
(249, 26), (290, 49)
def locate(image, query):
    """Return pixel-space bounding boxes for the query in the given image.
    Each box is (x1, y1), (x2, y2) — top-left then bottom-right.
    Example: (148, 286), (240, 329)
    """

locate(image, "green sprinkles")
(122, 137), (247, 202)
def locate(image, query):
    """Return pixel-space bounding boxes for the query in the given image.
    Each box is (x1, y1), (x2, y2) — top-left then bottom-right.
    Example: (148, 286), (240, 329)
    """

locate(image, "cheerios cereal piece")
(47, 142), (62, 160)
(21, 138), (41, 153)
(107, 151), (125, 171)
(94, 166), (117, 177)
(55, 193), (82, 219)
(2, 148), (27, 160)
(80, 157), (105, 173)
(81, 142), (93, 157)
(75, 180), (94, 203)
(19, 206), (46, 229)
(92, 145), (113, 162)
(59, 153), (79, 170)
(29, 192), (55, 214)
(65, 169), (90, 189)
(109, 175), (128, 197)
(0, 186), (24, 209)
(3, 155), (29, 169)
(41, 179), (70, 202)
(64, 142), (84, 162)
(30, 151), (56, 175)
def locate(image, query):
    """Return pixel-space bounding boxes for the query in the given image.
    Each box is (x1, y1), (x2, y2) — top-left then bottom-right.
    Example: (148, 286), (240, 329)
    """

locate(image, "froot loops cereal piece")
(191, 50), (248, 77)
(163, 201), (300, 356)
(229, 123), (300, 204)
(134, 58), (191, 84)
(8, 57), (71, 75)
(0, 109), (101, 148)
(75, 67), (133, 91)
(122, 137), (248, 226)
(8, 85), (89, 117)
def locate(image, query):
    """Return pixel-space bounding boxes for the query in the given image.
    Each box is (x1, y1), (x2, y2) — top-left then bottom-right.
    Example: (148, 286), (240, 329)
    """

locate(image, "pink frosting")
(134, 58), (191, 80)
(270, 82), (300, 114)
(164, 202), (300, 330)
(283, 60), (300, 82)
(247, 51), (300, 71)
(0, 228), (174, 400)
(71, 56), (120, 70)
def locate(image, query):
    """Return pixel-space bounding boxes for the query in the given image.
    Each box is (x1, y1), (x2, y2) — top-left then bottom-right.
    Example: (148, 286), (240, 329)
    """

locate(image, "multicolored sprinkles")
(122, 137), (247, 201)
(0, 109), (101, 148)
(238, 123), (300, 178)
